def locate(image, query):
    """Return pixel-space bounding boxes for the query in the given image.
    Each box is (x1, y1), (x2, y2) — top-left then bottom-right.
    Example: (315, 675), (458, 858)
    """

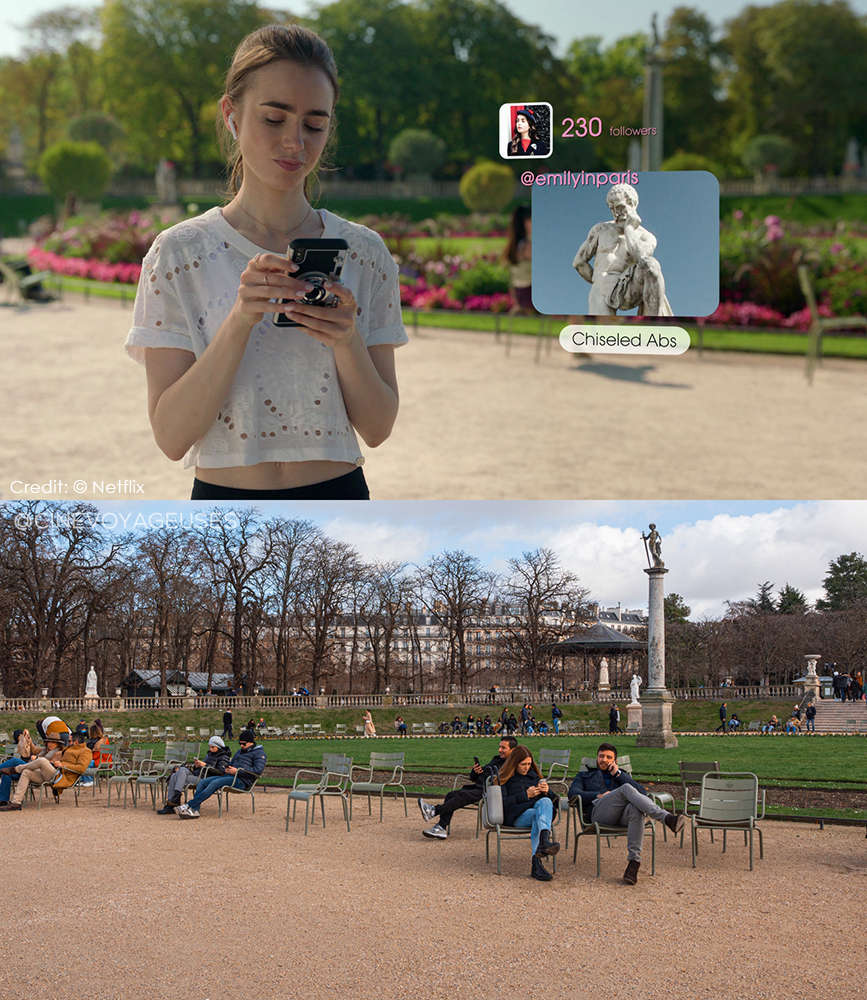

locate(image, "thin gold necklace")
(235, 201), (313, 239)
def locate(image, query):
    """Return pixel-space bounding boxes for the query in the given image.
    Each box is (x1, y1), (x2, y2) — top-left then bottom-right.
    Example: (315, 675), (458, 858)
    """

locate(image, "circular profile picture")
(500, 102), (552, 158)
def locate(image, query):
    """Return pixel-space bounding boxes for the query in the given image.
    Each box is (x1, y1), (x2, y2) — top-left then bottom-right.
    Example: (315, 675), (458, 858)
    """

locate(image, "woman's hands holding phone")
(235, 252), (360, 349)
(234, 252), (307, 325)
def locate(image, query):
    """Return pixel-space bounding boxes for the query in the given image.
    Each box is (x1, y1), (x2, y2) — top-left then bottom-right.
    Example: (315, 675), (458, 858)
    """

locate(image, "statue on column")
(84, 667), (99, 699)
(642, 523), (664, 568)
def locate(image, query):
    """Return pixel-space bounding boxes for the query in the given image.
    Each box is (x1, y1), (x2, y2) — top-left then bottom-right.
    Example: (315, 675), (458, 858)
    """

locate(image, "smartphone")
(273, 238), (349, 327)
(473, 756), (481, 766)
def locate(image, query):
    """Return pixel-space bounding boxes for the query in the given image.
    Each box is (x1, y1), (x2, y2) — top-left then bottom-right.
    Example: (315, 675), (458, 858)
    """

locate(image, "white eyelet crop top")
(125, 207), (407, 470)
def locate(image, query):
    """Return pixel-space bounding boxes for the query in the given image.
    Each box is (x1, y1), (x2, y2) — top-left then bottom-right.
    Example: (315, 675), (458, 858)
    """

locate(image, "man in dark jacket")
(157, 736), (231, 814)
(715, 702), (727, 733)
(417, 736), (517, 839)
(176, 730), (265, 819)
(608, 704), (622, 734)
(805, 702), (817, 731)
(568, 743), (684, 885)
(221, 709), (234, 739)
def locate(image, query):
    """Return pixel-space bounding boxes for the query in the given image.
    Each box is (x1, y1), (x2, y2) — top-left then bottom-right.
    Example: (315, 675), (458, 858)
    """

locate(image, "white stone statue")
(629, 673), (642, 705)
(573, 183), (673, 316)
(85, 667), (99, 699)
(597, 656), (610, 690)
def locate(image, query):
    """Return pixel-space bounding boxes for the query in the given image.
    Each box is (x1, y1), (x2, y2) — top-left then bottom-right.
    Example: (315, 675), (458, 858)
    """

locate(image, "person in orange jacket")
(0, 731), (91, 810)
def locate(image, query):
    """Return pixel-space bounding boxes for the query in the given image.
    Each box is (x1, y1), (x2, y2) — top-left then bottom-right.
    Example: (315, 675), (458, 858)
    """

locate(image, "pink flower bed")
(28, 247), (142, 285)
(701, 300), (832, 331)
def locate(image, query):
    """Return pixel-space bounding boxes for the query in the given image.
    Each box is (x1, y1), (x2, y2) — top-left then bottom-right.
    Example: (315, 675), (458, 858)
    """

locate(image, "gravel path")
(5, 789), (864, 998)
(4, 297), (867, 500)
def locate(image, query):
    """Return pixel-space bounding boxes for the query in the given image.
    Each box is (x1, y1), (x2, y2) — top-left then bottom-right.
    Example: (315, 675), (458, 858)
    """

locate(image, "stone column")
(641, 54), (664, 170)
(636, 566), (678, 748)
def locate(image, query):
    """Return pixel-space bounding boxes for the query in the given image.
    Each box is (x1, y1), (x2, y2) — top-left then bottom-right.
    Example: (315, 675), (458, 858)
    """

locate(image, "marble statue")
(573, 183), (672, 316)
(629, 673), (642, 705)
(642, 523), (664, 568)
(597, 656), (610, 690)
(85, 667), (98, 699)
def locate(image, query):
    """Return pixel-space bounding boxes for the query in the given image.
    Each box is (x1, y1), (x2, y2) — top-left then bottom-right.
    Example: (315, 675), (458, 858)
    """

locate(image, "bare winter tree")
(358, 560), (413, 693)
(0, 501), (127, 696)
(293, 535), (363, 693)
(415, 550), (496, 692)
(197, 509), (274, 689)
(497, 548), (591, 691)
(262, 518), (321, 694)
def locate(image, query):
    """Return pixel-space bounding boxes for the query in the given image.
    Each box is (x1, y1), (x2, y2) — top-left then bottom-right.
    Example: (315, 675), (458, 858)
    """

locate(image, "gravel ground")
(5, 296), (867, 500)
(5, 788), (865, 999)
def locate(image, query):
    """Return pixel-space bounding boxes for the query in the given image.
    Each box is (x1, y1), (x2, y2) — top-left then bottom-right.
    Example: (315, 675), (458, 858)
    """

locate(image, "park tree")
(100, 0), (267, 176)
(197, 509), (274, 685)
(777, 583), (809, 615)
(741, 134), (795, 178)
(724, 0), (867, 175)
(292, 535), (363, 693)
(659, 7), (729, 167)
(751, 581), (777, 614)
(497, 548), (590, 691)
(664, 592), (691, 623)
(313, 0), (433, 177)
(0, 501), (126, 696)
(415, 550), (496, 692)
(817, 552), (867, 612)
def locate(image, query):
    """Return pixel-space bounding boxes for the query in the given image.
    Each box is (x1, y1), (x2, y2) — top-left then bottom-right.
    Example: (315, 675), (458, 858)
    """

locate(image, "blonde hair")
(219, 23), (340, 200)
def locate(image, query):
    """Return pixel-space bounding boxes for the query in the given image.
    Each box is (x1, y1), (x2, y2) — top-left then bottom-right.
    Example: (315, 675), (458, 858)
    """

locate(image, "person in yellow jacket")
(0, 731), (91, 810)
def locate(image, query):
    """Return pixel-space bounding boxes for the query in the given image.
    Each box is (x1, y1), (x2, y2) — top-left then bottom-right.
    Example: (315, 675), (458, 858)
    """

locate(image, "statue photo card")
(529, 170), (719, 318)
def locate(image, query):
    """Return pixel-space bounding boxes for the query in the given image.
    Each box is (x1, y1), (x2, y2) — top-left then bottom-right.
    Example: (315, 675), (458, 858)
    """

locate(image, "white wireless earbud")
(227, 113), (238, 140)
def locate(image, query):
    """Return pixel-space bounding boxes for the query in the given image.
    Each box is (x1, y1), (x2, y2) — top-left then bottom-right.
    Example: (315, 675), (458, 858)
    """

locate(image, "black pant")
(436, 786), (483, 828)
(191, 467), (369, 500)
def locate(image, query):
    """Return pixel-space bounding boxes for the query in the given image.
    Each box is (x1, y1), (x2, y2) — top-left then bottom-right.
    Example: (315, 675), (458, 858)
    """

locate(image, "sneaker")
(623, 859), (640, 884)
(664, 812), (686, 836)
(79, 779), (93, 787)
(422, 823), (448, 839)
(417, 797), (437, 822)
(177, 804), (199, 818)
(174, 803), (189, 816)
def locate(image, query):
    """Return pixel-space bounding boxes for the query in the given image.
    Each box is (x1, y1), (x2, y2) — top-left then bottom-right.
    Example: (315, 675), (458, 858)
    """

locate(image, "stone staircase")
(813, 700), (867, 733)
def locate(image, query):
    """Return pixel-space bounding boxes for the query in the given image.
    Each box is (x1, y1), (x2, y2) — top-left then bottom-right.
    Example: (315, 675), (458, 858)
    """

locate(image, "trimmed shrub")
(459, 160), (514, 212)
(38, 140), (112, 201)
(388, 129), (447, 177)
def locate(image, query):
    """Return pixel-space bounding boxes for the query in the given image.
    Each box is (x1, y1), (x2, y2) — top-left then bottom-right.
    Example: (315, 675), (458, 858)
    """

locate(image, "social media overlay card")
(499, 102), (553, 159)
(530, 170), (719, 318)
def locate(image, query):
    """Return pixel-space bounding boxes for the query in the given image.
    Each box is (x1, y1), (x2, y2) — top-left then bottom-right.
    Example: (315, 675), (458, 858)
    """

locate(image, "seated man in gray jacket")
(568, 743), (684, 885)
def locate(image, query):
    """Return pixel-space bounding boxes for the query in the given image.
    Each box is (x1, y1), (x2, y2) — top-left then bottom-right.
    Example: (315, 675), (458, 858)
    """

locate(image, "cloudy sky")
(5, 0), (867, 58)
(22, 499), (866, 620)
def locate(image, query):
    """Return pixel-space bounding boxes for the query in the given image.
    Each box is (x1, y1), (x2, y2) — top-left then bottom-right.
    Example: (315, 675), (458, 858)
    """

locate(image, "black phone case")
(273, 238), (349, 327)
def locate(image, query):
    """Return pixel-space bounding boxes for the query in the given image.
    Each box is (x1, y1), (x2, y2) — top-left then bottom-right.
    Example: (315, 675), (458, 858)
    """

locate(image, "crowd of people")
(0, 715), (267, 818)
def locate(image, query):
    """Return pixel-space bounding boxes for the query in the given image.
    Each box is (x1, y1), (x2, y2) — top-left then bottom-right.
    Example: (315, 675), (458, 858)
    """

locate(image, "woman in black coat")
(497, 745), (559, 880)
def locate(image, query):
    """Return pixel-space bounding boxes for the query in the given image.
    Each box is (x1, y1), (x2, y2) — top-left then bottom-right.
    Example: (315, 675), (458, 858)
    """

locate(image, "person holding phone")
(126, 23), (407, 500)
(496, 745), (560, 881)
(567, 743), (684, 885)
(418, 736), (517, 840)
